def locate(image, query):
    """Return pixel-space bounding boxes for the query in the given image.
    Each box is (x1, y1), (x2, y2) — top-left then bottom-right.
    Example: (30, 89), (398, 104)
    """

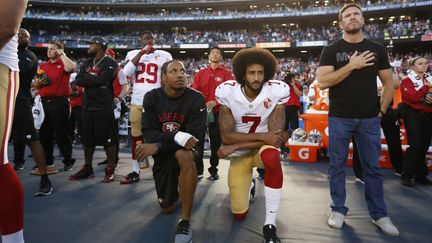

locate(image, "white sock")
(132, 160), (140, 173)
(264, 186), (282, 226)
(2, 229), (24, 243)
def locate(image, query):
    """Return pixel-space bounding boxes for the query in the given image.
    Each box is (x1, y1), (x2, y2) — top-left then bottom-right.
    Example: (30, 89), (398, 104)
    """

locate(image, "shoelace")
(177, 221), (190, 235)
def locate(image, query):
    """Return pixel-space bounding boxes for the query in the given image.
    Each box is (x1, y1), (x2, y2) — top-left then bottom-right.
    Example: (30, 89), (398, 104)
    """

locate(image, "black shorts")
(152, 154), (180, 208)
(81, 109), (116, 146)
(152, 149), (199, 208)
(11, 100), (39, 144)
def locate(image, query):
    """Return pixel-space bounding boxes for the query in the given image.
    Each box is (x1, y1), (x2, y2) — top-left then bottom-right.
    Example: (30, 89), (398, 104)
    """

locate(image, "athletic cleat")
(114, 162), (120, 170)
(69, 166), (94, 180)
(249, 177), (256, 201)
(120, 171), (140, 185)
(103, 166), (115, 183)
(263, 224), (281, 243)
(174, 219), (193, 243)
(35, 177), (53, 196)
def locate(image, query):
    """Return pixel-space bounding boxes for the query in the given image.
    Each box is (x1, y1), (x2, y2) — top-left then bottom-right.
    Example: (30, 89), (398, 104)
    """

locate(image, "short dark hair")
(48, 40), (64, 49)
(209, 47), (223, 58)
(161, 59), (177, 75)
(232, 47), (277, 85)
(339, 3), (362, 21)
(142, 30), (153, 37)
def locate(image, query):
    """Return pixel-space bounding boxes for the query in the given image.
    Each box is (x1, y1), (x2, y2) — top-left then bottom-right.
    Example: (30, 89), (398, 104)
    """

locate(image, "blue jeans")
(328, 116), (387, 220)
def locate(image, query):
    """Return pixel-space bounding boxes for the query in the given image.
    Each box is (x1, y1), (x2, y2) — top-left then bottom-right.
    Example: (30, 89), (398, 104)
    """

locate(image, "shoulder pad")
(215, 80), (237, 102)
(125, 49), (140, 61)
(266, 80), (290, 98)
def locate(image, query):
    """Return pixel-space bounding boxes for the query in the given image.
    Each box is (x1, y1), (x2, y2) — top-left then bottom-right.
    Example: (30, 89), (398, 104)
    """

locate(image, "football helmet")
(308, 129), (322, 144)
(292, 128), (307, 142)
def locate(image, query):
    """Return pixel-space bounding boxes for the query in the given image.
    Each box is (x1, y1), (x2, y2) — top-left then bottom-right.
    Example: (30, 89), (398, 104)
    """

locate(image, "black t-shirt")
(74, 56), (118, 110)
(141, 87), (207, 158)
(319, 38), (391, 118)
(17, 48), (38, 103)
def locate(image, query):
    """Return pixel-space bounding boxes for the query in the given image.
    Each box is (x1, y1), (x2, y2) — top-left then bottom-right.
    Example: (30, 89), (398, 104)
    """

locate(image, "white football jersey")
(124, 49), (172, 105)
(216, 80), (290, 157)
(0, 34), (19, 71)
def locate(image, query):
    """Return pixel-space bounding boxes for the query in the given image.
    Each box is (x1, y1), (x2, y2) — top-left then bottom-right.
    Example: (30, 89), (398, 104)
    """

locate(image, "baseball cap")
(86, 36), (107, 49)
(106, 48), (116, 59)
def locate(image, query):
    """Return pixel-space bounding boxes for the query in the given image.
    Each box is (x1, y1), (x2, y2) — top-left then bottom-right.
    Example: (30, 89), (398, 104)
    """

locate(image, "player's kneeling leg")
(260, 147), (282, 226)
(0, 164), (24, 242)
(260, 147), (283, 189)
(175, 149), (197, 220)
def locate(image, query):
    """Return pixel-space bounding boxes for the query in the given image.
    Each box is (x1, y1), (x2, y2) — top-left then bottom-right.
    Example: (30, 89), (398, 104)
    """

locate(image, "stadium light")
(180, 51), (186, 54)
(300, 50), (308, 53)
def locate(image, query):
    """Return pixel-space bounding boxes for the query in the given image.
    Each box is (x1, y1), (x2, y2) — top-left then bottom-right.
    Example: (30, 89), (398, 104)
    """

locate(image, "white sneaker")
(328, 211), (345, 229)
(372, 217), (400, 236)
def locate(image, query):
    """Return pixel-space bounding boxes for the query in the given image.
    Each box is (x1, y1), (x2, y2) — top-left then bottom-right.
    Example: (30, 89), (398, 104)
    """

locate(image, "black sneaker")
(69, 166), (94, 180)
(62, 158), (76, 171)
(120, 171), (140, 184)
(263, 224), (281, 243)
(174, 219), (193, 243)
(250, 177), (256, 201)
(35, 177), (53, 196)
(209, 173), (219, 180)
(14, 163), (24, 171)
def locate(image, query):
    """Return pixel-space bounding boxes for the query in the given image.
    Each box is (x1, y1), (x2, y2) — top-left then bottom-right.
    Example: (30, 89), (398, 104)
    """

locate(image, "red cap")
(106, 48), (116, 59)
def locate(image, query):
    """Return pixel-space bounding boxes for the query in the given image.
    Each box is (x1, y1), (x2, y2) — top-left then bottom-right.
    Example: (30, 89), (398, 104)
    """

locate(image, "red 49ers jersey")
(125, 50), (172, 106)
(216, 80), (290, 157)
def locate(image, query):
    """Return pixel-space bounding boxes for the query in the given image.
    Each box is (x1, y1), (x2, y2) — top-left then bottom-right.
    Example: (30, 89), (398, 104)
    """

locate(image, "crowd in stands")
(27, 0), (414, 20)
(27, 18), (432, 48)
(65, 52), (431, 86)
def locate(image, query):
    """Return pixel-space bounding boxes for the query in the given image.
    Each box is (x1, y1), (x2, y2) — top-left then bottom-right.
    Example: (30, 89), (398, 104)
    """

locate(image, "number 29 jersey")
(125, 49), (172, 106)
(215, 80), (290, 157)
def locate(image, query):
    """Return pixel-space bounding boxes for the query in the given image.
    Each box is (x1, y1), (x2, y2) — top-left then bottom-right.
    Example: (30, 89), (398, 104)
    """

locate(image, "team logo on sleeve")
(263, 98), (272, 109)
(162, 122), (180, 132)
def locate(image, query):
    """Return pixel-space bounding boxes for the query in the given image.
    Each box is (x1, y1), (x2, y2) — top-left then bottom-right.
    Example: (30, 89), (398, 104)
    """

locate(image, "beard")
(344, 26), (362, 35)
(244, 80), (264, 93)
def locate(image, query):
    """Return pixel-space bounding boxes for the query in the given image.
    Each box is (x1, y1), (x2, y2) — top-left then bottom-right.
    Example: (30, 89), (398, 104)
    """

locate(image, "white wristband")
(174, 131), (194, 147)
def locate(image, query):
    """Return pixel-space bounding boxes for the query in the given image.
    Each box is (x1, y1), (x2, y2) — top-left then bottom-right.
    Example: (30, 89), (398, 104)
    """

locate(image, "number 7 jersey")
(215, 80), (290, 156)
(124, 49), (172, 106)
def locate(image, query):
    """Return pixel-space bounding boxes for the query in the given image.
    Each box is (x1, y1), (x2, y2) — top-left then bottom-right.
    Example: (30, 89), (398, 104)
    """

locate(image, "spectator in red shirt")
(399, 56), (432, 187)
(33, 40), (77, 173)
(192, 47), (233, 180)
(283, 72), (302, 133)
